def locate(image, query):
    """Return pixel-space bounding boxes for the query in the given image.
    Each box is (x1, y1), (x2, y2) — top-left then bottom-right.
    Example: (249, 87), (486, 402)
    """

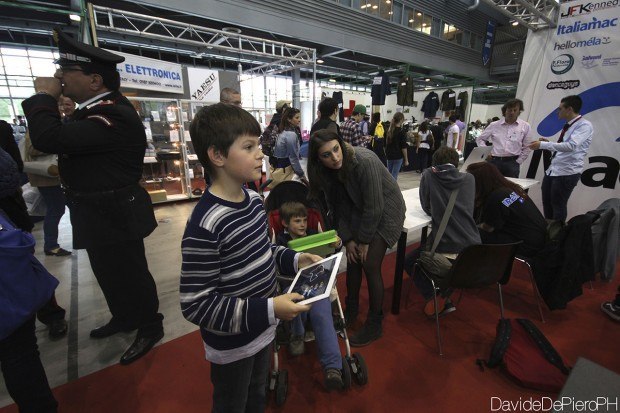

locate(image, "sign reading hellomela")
(108, 50), (184, 94)
(187, 67), (221, 102)
(517, 0), (620, 219)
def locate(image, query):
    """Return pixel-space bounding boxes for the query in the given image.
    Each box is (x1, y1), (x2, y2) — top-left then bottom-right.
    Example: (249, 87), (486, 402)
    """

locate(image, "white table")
(391, 178), (539, 314)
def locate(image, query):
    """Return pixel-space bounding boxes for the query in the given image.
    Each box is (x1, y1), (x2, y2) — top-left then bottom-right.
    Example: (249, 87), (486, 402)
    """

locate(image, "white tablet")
(459, 145), (492, 172)
(286, 252), (343, 305)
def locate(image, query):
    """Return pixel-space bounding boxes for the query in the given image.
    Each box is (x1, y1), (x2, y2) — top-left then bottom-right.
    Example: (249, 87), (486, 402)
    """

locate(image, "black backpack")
(260, 124), (280, 158)
(479, 318), (570, 392)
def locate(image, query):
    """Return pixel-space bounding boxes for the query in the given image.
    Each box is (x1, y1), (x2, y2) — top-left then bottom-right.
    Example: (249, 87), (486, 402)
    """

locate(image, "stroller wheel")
(352, 353), (368, 385)
(341, 356), (352, 389)
(275, 370), (288, 406)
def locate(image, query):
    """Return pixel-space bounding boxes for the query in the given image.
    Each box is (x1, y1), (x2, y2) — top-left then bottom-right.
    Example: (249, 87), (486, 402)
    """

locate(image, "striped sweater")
(180, 188), (298, 364)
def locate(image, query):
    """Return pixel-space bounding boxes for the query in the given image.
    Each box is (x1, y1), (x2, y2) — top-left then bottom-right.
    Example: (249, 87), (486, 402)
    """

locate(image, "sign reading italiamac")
(107, 50), (184, 94)
(187, 67), (221, 102)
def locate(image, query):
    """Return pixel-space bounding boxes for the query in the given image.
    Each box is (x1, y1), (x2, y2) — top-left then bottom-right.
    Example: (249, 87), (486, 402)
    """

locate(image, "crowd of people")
(1, 28), (612, 413)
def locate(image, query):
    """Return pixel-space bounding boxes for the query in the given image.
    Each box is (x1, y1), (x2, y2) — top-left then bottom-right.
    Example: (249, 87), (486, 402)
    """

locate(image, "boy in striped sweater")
(180, 103), (321, 413)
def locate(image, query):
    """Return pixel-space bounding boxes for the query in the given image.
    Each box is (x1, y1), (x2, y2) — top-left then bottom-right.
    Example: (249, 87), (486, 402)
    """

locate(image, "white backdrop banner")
(110, 50), (184, 94)
(517, 0), (620, 219)
(187, 67), (221, 102)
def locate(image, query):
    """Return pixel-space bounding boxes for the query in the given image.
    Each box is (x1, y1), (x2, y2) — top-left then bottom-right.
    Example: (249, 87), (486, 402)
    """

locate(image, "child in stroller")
(275, 201), (344, 391)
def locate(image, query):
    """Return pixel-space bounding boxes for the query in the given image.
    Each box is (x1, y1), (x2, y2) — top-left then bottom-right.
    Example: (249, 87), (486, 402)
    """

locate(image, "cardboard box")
(148, 189), (168, 203)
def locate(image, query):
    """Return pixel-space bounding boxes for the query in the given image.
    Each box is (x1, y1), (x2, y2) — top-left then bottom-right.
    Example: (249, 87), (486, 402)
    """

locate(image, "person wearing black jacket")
(22, 28), (163, 365)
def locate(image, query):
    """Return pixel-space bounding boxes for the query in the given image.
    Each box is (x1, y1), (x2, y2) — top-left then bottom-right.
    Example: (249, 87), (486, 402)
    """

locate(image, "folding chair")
(415, 242), (520, 355)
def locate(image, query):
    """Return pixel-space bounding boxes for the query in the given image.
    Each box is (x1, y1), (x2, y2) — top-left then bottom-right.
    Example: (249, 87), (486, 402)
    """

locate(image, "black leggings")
(346, 234), (389, 315)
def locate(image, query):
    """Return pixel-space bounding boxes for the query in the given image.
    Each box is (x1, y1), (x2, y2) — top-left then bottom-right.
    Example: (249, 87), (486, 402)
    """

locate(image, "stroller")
(264, 181), (368, 406)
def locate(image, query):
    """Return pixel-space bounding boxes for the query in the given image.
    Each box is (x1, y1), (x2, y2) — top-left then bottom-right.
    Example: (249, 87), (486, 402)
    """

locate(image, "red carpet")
(2, 249), (619, 413)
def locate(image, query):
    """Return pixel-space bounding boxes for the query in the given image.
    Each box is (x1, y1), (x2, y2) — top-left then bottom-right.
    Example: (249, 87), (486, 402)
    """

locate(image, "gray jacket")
(419, 164), (481, 253)
(325, 146), (405, 247)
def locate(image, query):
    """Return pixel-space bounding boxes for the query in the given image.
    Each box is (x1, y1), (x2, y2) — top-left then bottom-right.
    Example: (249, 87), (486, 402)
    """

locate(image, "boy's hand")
(298, 253), (322, 269)
(329, 236), (342, 249)
(346, 240), (359, 264)
(273, 293), (311, 321)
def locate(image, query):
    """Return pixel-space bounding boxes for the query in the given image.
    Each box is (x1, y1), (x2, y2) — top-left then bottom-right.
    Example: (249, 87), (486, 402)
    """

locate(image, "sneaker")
(44, 247), (72, 257)
(601, 302), (620, 321)
(324, 368), (344, 391)
(424, 296), (448, 317)
(349, 322), (382, 347)
(288, 335), (305, 356)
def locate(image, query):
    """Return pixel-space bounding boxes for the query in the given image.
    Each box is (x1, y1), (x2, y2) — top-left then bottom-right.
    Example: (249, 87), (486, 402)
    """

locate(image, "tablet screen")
(287, 252), (343, 305)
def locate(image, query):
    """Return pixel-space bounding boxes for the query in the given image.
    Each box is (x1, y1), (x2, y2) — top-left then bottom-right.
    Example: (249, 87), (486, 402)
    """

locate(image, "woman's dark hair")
(371, 112), (381, 123)
(318, 98), (338, 118)
(419, 121), (429, 133)
(387, 112), (404, 144)
(279, 107), (300, 133)
(307, 129), (350, 198)
(466, 161), (526, 211)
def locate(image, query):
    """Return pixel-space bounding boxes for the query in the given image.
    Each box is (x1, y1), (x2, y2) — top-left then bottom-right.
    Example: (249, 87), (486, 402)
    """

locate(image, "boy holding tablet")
(180, 104), (321, 412)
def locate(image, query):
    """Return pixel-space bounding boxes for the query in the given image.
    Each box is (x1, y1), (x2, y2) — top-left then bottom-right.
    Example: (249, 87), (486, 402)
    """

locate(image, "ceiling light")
(417, 12), (422, 16)
(409, 19), (414, 23)
(69, 14), (81, 22)
(372, 5), (378, 9)
(388, 11), (393, 14)
(425, 78), (430, 81)
(386, 0), (391, 3)
(422, 23), (427, 26)
(512, 21), (519, 26)
(316, 59), (324, 64)
(361, 4), (368, 8)
(329, 78), (336, 83)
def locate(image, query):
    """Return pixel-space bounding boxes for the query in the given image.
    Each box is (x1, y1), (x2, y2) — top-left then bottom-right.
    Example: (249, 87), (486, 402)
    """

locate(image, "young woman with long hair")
(270, 107), (307, 186)
(416, 121), (433, 173)
(307, 129), (405, 347)
(466, 161), (547, 257)
(385, 112), (408, 180)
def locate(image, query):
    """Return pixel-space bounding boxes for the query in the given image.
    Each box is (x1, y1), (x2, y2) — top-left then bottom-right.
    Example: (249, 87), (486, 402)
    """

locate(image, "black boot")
(350, 311), (383, 347)
(343, 296), (359, 328)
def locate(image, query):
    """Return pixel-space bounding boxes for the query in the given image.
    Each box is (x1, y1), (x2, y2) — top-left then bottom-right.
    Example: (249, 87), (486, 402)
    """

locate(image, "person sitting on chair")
(466, 161), (547, 258)
(276, 201), (344, 391)
(404, 147), (480, 317)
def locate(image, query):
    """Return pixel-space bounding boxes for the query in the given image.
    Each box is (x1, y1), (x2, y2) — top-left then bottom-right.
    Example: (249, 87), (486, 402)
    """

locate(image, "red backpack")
(480, 318), (571, 392)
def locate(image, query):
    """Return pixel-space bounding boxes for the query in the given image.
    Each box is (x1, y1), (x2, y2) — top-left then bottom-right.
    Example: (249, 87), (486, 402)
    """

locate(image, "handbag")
(0, 211), (59, 340)
(417, 188), (459, 289)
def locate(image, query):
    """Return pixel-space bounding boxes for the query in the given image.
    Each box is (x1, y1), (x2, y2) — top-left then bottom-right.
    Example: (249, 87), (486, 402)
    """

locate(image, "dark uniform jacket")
(22, 91), (157, 249)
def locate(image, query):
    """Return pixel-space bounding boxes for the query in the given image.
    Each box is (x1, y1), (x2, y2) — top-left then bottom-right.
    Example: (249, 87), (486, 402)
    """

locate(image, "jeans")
(210, 344), (271, 413)
(37, 186), (66, 251)
(488, 157), (520, 178)
(290, 298), (342, 370)
(386, 159), (403, 180)
(541, 173), (581, 222)
(0, 317), (58, 413)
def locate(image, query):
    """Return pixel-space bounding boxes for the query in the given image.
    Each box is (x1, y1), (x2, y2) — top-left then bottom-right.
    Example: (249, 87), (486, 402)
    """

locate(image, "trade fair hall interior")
(1, 0), (619, 412)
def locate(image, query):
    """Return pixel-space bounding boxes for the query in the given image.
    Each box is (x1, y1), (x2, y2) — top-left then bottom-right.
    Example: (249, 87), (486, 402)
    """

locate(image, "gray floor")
(0, 170), (423, 408)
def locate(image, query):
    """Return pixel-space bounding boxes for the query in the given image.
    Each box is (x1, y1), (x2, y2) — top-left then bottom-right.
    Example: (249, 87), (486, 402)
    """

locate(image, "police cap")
(53, 27), (124, 69)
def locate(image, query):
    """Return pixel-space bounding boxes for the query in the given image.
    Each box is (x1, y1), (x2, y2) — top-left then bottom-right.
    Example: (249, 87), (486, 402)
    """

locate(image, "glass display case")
(129, 97), (190, 203)
(180, 100), (210, 198)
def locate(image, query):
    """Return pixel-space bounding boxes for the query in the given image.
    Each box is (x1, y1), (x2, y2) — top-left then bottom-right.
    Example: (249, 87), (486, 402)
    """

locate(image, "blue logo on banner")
(482, 21), (496, 66)
(537, 82), (620, 137)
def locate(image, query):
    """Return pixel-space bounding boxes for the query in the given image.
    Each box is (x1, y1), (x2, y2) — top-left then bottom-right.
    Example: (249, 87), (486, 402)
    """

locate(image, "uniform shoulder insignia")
(87, 114), (114, 127)
(99, 100), (115, 105)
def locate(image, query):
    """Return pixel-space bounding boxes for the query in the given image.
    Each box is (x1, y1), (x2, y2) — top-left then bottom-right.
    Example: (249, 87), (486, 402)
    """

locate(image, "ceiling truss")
(480, 0), (559, 31)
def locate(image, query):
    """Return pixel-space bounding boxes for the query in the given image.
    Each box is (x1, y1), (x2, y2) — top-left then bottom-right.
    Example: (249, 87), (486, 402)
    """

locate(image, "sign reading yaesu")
(187, 67), (221, 102)
(108, 50), (184, 94)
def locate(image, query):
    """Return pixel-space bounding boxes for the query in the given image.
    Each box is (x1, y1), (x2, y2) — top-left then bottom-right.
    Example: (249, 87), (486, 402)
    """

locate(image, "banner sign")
(109, 50), (184, 94)
(482, 20), (496, 66)
(517, 0), (620, 219)
(187, 67), (221, 102)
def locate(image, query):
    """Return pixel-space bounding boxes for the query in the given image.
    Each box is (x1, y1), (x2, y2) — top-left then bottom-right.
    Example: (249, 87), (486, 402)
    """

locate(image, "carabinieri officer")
(22, 28), (164, 365)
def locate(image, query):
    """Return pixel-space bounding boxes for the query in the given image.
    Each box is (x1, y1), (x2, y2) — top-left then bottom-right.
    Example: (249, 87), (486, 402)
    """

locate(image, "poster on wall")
(517, 0), (620, 219)
(109, 50), (184, 94)
(187, 67), (221, 102)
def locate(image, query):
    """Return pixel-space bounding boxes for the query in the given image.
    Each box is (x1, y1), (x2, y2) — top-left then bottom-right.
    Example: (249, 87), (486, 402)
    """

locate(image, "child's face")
(220, 134), (264, 183)
(285, 216), (307, 238)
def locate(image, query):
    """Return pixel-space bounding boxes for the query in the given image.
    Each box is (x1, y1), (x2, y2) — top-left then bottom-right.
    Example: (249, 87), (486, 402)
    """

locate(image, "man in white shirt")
(529, 95), (593, 223)
(445, 115), (460, 149)
(476, 99), (532, 178)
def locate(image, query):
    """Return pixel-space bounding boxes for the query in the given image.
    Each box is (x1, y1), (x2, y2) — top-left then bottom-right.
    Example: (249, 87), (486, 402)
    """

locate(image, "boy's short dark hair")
(560, 95), (582, 113)
(190, 103), (261, 177)
(280, 202), (307, 225)
(318, 98), (338, 118)
(432, 146), (459, 168)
